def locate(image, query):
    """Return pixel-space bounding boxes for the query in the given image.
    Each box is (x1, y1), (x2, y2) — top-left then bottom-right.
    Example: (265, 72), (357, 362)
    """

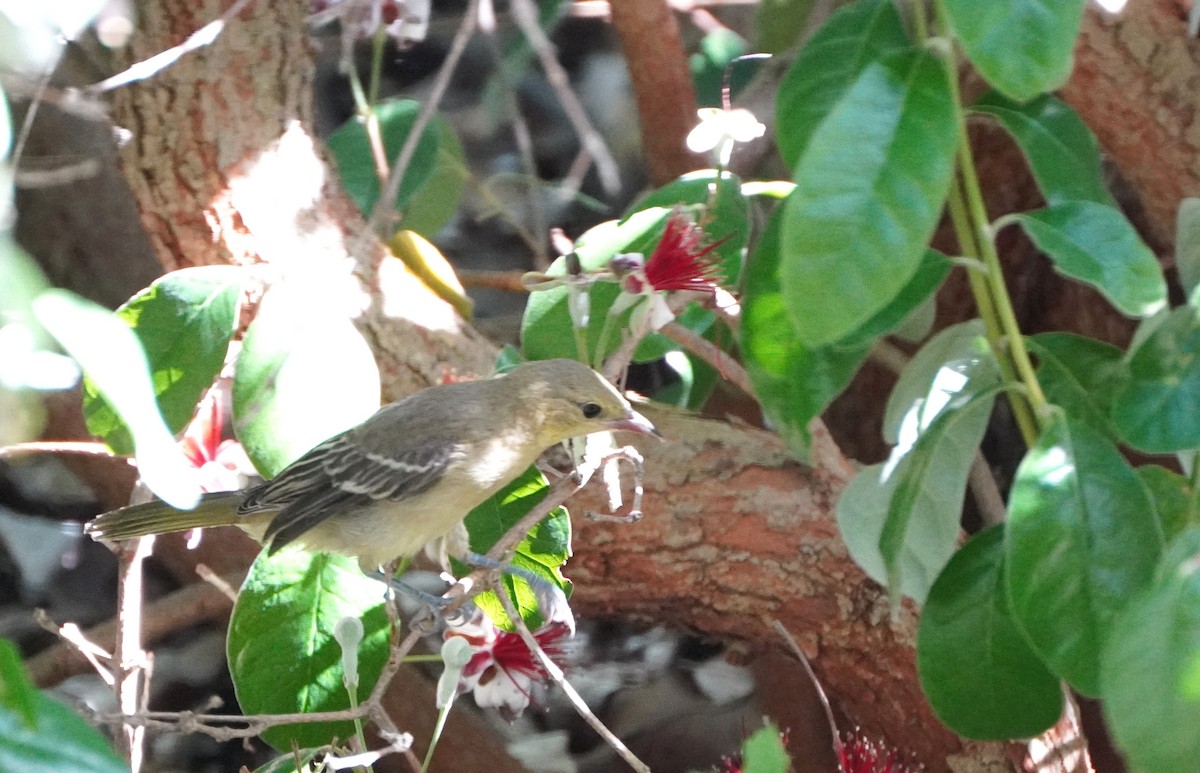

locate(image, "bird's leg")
(367, 569), (471, 627)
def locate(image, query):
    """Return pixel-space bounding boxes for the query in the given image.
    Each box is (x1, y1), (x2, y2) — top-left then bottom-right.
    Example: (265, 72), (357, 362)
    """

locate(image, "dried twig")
(369, 0), (481, 234)
(509, 0), (621, 195)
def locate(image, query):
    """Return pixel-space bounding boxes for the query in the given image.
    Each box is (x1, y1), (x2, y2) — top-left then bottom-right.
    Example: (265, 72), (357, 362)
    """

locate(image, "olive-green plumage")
(85, 359), (658, 569)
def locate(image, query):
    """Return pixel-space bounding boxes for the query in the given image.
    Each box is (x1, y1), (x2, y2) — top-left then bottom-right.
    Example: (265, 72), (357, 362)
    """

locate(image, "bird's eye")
(580, 402), (603, 419)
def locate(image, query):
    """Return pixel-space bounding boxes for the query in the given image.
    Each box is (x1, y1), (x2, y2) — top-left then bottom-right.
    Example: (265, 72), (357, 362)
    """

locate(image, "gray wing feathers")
(244, 430), (463, 553)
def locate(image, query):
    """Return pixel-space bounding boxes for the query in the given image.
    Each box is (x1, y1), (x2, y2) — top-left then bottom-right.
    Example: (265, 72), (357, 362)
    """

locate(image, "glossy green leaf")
(940, 0), (1086, 102)
(838, 250), (950, 347)
(1010, 202), (1167, 319)
(1112, 305), (1200, 453)
(326, 99), (440, 217)
(1176, 198), (1200, 300)
(82, 266), (242, 455)
(1102, 527), (1200, 772)
(741, 210), (872, 460)
(775, 0), (910, 169)
(233, 286), (380, 478)
(1028, 332), (1124, 440)
(228, 550), (390, 751)
(973, 92), (1112, 206)
(741, 723), (790, 773)
(1006, 416), (1163, 695)
(398, 119), (465, 237)
(841, 321), (1001, 602)
(918, 525), (1062, 739)
(879, 387), (1000, 603)
(33, 290), (201, 509)
(781, 48), (957, 347)
(882, 320), (995, 444)
(0, 648), (127, 773)
(456, 466), (571, 630)
(1138, 465), (1197, 543)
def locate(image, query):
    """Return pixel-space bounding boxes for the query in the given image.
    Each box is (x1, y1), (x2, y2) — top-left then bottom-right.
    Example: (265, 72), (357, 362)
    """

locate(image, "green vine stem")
(930, 8), (1049, 449)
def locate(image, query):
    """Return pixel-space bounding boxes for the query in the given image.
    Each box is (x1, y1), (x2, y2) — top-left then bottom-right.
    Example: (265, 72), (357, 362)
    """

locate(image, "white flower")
(686, 107), (766, 166)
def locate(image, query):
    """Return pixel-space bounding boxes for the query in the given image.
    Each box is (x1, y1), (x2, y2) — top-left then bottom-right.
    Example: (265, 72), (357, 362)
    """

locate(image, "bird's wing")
(245, 431), (463, 553)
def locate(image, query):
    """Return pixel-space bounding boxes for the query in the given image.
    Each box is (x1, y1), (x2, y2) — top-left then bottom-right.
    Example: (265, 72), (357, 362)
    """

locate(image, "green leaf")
(754, 0), (816, 55)
(1006, 416), (1164, 695)
(775, 0), (910, 169)
(0, 648), (128, 773)
(326, 99), (440, 217)
(32, 290), (201, 509)
(0, 639), (37, 729)
(233, 286), (380, 477)
(840, 321), (1001, 602)
(882, 320), (996, 444)
(1177, 198), (1200, 300)
(781, 48), (957, 347)
(1111, 305), (1200, 453)
(741, 724), (790, 773)
(82, 266), (242, 455)
(455, 466), (571, 630)
(1102, 527), (1200, 772)
(878, 387), (1000, 603)
(741, 210), (872, 461)
(972, 92), (1113, 207)
(838, 249), (950, 347)
(228, 550), (390, 751)
(1010, 202), (1167, 319)
(918, 525), (1062, 739)
(397, 119), (465, 237)
(940, 0), (1086, 102)
(1027, 332), (1124, 440)
(1138, 465), (1198, 543)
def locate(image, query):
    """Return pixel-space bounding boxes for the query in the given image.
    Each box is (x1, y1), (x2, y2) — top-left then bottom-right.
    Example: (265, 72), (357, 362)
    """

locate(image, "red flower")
(179, 393), (255, 493)
(639, 210), (725, 293)
(838, 729), (923, 773)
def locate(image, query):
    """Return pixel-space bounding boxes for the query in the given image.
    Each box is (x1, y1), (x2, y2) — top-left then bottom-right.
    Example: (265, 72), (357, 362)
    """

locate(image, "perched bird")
(86, 359), (658, 570)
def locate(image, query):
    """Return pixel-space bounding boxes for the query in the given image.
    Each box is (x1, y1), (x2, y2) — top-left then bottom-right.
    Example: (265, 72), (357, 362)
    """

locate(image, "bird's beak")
(607, 409), (662, 440)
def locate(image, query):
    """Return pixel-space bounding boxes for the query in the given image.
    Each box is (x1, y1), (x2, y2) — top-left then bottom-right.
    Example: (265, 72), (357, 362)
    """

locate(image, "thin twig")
(659, 320), (754, 396)
(496, 586), (650, 773)
(89, 0), (259, 93)
(115, 536), (154, 772)
(458, 269), (528, 293)
(369, 0), (481, 234)
(0, 441), (121, 459)
(508, 0), (621, 195)
(770, 619), (845, 765)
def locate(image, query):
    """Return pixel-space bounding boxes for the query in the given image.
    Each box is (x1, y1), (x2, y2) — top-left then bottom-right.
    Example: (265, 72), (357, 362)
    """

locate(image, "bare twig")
(509, 0), (621, 195)
(659, 320), (754, 396)
(0, 441), (121, 459)
(496, 584), (650, 773)
(369, 0), (481, 234)
(771, 619), (844, 765)
(28, 575), (243, 688)
(115, 536), (154, 772)
(458, 269), (528, 293)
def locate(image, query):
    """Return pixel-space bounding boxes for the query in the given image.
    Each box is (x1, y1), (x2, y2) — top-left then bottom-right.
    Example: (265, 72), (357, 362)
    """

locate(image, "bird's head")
(504, 359), (660, 448)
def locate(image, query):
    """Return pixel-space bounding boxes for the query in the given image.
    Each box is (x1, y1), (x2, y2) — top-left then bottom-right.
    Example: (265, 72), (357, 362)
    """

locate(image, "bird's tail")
(85, 491), (245, 541)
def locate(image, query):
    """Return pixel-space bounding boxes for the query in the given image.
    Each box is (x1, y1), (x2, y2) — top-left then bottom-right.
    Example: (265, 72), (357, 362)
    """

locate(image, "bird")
(85, 359), (659, 571)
